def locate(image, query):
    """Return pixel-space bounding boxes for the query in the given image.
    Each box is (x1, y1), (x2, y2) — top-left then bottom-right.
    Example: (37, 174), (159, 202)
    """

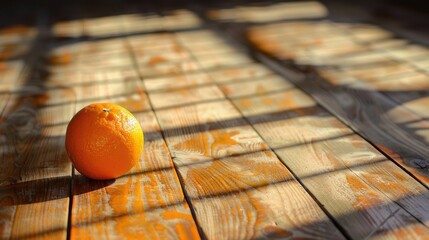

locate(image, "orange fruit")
(65, 103), (144, 180)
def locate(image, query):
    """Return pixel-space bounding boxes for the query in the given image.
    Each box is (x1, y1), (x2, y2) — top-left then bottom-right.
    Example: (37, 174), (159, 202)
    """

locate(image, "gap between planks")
(124, 35), (207, 239)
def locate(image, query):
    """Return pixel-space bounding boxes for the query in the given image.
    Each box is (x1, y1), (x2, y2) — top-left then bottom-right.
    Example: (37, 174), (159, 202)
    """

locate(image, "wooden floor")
(1, 1), (429, 239)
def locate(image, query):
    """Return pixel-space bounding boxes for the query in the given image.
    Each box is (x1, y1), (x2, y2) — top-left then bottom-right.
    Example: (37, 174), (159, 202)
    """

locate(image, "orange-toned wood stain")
(262, 225), (293, 238)
(0, 25), (31, 35)
(376, 144), (429, 185)
(148, 56), (167, 66)
(346, 175), (382, 210)
(50, 53), (73, 65)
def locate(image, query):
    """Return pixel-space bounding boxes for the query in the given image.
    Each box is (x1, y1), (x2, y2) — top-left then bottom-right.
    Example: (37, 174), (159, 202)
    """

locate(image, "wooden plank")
(47, 67), (139, 86)
(155, 100), (344, 239)
(48, 56), (134, 73)
(0, 25), (37, 43)
(384, 44), (429, 59)
(70, 79), (150, 113)
(128, 34), (179, 54)
(247, 21), (429, 187)
(47, 39), (134, 74)
(162, 10), (201, 31)
(319, 67), (429, 91)
(207, 1), (328, 23)
(219, 75), (294, 98)
(139, 59), (201, 78)
(0, 40), (32, 61)
(176, 31), (222, 45)
(231, 87), (429, 238)
(318, 61), (416, 86)
(122, 10), (201, 34)
(122, 14), (164, 34)
(0, 87), (75, 239)
(155, 100), (267, 161)
(399, 97), (429, 119)
(83, 16), (125, 37)
(0, 60), (25, 91)
(0, 92), (10, 115)
(144, 72), (213, 92)
(71, 110), (200, 239)
(148, 85), (225, 110)
(53, 20), (83, 38)
(319, 68), (429, 115)
(136, 51), (191, 66)
(207, 63), (274, 83)
(193, 52), (253, 71)
(247, 20), (429, 107)
(48, 39), (130, 63)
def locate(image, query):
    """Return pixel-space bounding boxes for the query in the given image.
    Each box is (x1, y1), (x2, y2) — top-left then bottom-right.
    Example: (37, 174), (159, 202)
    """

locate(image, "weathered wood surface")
(151, 27), (429, 239)
(207, 1), (328, 23)
(3, 1), (429, 239)
(144, 72), (213, 92)
(45, 33), (200, 239)
(231, 83), (429, 238)
(148, 30), (348, 239)
(247, 21), (429, 187)
(52, 10), (201, 38)
(156, 100), (344, 239)
(0, 87), (75, 239)
(0, 19), (74, 239)
(71, 110), (200, 239)
(149, 85), (225, 110)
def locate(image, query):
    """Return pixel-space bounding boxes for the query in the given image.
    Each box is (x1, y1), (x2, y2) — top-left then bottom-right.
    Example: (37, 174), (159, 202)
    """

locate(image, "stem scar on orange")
(65, 103), (144, 180)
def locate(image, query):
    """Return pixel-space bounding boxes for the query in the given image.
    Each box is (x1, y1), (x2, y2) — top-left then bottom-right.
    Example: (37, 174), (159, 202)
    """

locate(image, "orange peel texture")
(66, 103), (144, 180)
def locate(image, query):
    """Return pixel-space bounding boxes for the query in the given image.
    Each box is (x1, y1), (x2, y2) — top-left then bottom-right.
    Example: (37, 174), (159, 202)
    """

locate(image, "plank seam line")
(329, 144), (429, 232)
(364, 208), (401, 240)
(242, 24), (429, 227)
(65, 63), (79, 240)
(252, 45), (429, 192)
(176, 11), (351, 239)
(197, 7), (429, 236)
(123, 35), (207, 240)
(66, 168), (75, 240)
(265, 52), (429, 229)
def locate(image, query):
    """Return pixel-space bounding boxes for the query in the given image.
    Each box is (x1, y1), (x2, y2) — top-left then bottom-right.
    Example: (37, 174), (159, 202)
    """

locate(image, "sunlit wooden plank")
(156, 100), (344, 239)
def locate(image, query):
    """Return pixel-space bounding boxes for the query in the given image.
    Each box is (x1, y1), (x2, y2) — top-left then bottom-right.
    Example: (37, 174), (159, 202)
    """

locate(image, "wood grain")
(121, 9), (201, 34)
(47, 39), (131, 68)
(156, 99), (344, 239)
(193, 52), (253, 71)
(71, 111), (200, 240)
(144, 72), (213, 92)
(247, 21), (429, 187)
(48, 67), (138, 86)
(149, 85), (225, 110)
(53, 20), (83, 38)
(0, 93), (10, 115)
(136, 51), (191, 66)
(231, 87), (429, 239)
(220, 75), (294, 99)
(207, 1), (328, 23)
(0, 60), (25, 91)
(156, 100), (267, 161)
(71, 80), (150, 111)
(207, 63), (274, 83)
(0, 87), (75, 240)
(139, 59), (200, 78)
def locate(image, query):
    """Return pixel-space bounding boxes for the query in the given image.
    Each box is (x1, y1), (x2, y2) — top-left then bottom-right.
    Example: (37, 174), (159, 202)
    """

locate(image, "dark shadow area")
(0, 175), (114, 206)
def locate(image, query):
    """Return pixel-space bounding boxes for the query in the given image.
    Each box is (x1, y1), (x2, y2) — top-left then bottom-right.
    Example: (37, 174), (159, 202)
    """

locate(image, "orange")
(65, 103), (144, 180)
